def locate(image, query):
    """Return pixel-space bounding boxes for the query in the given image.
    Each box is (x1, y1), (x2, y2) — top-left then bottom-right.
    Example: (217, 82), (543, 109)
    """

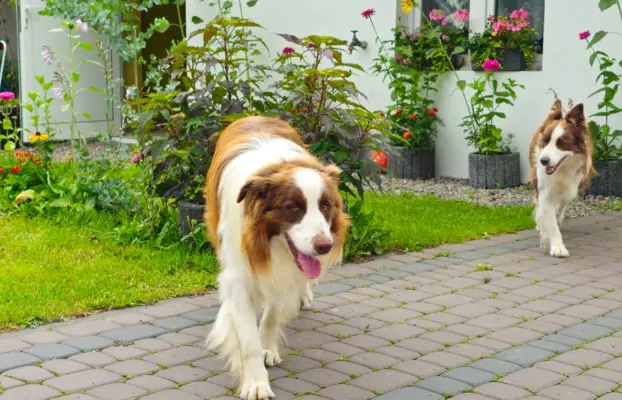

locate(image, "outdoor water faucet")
(348, 30), (367, 52)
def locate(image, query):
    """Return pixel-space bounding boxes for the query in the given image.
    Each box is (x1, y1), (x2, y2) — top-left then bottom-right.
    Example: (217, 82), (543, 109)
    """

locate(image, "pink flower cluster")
(579, 30), (591, 40)
(401, 28), (419, 42)
(429, 9), (449, 25)
(453, 8), (469, 22)
(509, 8), (529, 20)
(282, 47), (295, 56)
(0, 91), (15, 101)
(482, 59), (500, 72)
(491, 9), (531, 33)
(394, 55), (412, 66)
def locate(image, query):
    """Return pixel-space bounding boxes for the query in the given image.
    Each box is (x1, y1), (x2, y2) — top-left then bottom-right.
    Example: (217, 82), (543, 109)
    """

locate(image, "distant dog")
(204, 116), (349, 399)
(529, 100), (594, 257)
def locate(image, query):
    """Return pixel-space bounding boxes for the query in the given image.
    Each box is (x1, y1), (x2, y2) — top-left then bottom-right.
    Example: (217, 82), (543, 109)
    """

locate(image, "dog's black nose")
(314, 237), (333, 255)
(540, 157), (550, 166)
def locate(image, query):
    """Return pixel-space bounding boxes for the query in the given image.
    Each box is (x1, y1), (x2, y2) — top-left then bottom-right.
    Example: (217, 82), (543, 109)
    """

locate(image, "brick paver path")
(2, 212), (622, 399)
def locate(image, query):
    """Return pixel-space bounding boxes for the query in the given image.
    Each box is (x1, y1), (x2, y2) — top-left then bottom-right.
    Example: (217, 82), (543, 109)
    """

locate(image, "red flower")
(433, 107), (438, 112)
(361, 8), (375, 19)
(425, 107), (437, 117)
(403, 131), (412, 139)
(579, 30), (591, 40)
(10, 166), (21, 174)
(371, 150), (387, 169)
(409, 113), (417, 120)
(282, 47), (295, 56)
(395, 109), (403, 116)
(300, 107), (308, 113)
(379, 111), (385, 117)
(482, 59), (500, 72)
(0, 167), (4, 174)
(291, 107), (298, 113)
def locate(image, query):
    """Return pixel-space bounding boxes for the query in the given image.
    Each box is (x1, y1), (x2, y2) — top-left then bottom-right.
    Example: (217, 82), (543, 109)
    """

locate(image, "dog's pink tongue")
(296, 253), (321, 279)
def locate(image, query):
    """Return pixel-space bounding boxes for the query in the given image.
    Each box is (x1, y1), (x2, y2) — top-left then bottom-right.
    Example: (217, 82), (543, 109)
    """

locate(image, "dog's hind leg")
(207, 270), (274, 400)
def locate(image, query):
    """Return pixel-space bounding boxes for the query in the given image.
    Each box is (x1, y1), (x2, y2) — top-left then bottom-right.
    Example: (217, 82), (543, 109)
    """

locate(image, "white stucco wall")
(187, 0), (621, 183)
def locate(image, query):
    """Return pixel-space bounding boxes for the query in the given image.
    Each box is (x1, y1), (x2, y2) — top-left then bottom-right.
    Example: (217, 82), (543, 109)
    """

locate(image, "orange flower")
(426, 107), (437, 117)
(395, 109), (403, 116)
(379, 111), (385, 117)
(433, 107), (438, 112)
(403, 131), (412, 139)
(0, 167), (4, 174)
(291, 108), (298, 113)
(409, 113), (417, 120)
(10, 165), (21, 174)
(300, 107), (308, 113)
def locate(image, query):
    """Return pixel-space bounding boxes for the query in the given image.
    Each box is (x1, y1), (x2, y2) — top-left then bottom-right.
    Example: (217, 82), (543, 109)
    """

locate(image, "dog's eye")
(287, 205), (300, 213)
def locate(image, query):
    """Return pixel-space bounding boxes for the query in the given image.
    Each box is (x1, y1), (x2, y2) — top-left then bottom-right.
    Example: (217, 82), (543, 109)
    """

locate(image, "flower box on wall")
(471, 49), (526, 71)
(588, 160), (622, 197)
(468, 152), (520, 189)
(388, 146), (435, 180)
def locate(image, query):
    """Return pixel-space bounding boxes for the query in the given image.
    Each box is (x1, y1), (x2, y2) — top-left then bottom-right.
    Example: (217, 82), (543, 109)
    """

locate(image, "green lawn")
(0, 216), (218, 331)
(0, 192), (535, 331)
(364, 193), (535, 252)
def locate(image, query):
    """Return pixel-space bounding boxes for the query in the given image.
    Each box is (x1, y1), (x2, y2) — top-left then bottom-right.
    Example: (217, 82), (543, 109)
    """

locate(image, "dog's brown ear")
(323, 164), (342, 183)
(548, 99), (562, 120)
(237, 177), (271, 203)
(565, 103), (585, 126)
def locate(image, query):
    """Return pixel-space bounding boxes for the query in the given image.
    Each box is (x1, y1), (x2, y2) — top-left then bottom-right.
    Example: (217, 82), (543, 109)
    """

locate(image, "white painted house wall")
(187, 0), (622, 183)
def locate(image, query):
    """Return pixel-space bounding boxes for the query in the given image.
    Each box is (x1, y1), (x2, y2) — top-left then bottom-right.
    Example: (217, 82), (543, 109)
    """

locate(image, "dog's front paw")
(539, 235), (550, 249)
(239, 379), (275, 400)
(550, 245), (569, 258)
(263, 349), (282, 367)
(301, 284), (313, 310)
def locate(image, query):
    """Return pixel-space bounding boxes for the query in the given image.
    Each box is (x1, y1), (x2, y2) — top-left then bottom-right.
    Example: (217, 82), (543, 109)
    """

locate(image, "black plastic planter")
(468, 152), (521, 189)
(588, 160), (622, 197)
(388, 146), (435, 180)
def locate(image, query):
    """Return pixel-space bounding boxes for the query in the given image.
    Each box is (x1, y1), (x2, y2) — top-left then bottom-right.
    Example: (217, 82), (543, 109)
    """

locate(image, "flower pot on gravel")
(388, 146), (435, 180)
(588, 159), (622, 197)
(178, 199), (210, 249)
(468, 152), (520, 189)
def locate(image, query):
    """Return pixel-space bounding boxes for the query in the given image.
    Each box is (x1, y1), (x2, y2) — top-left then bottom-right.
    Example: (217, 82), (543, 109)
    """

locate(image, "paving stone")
(143, 346), (206, 366)
(41, 359), (90, 375)
(349, 370), (417, 392)
(18, 331), (70, 346)
(584, 367), (622, 383)
(24, 344), (80, 361)
(501, 367), (565, 392)
(349, 351), (398, 369)
(426, 294), (475, 308)
(538, 384), (595, 400)
(140, 389), (202, 400)
(542, 334), (584, 347)
(587, 337), (622, 356)
(519, 299), (568, 314)
(562, 374), (618, 394)
(321, 342), (363, 358)
(553, 349), (614, 368)
(0, 351), (41, 372)
(55, 320), (121, 337)
(469, 358), (522, 374)
(297, 368), (350, 387)
(86, 383), (148, 400)
(588, 317), (622, 330)
(270, 377), (318, 394)
(366, 308), (422, 323)
(0, 375), (26, 390)
(287, 332), (335, 349)
(0, 384), (60, 400)
(446, 304), (497, 318)
(142, 302), (201, 319)
(423, 312), (466, 326)
(600, 394), (622, 400)
(537, 314), (583, 327)
(445, 343), (495, 359)
(415, 376), (472, 395)
(341, 334), (389, 349)
(469, 314), (520, 330)
(151, 317), (199, 332)
(157, 332), (199, 346)
(102, 346), (148, 360)
(374, 386), (444, 399)
(133, 338), (173, 352)
(474, 382), (531, 400)
(526, 339), (570, 354)
(442, 367), (496, 386)
(451, 395), (496, 400)
(156, 365), (210, 383)
(126, 375), (176, 391)
(4, 366), (55, 383)
(63, 335), (114, 351)
(486, 327), (542, 344)
(317, 384), (375, 400)
(518, 320), (564, 334)
(315, 283), (352, 295)
(557, 323), (614, 342)
(104, 359), (161, 377)
(43, 369), (122, 392)
(279, 355), (322, 372)
(418, 352), (470, 369)
(533, 361), (582, 377)
(559, 304), (609, 319)
(104, 312), (155, 326)
(324, 361), (371, 377)
(368, 324), (424, 341)
(468, 338), (512, 352)
(100, 324), (168, 342)
(69, 352), (116, 368)
(494, 346), (554, 367)
(178, 381), (228, 398)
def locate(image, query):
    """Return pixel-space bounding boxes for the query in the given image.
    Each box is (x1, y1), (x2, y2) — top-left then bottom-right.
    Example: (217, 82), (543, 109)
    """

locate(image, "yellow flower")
(171, 112), (185, 120)
(401, 0), (415, 14)
(491, 32), (497, 37)
(29, 132), (49, 142)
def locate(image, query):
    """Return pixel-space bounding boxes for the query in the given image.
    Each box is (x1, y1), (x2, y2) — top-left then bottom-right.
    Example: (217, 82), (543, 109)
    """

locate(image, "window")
(496, 0), (545, 53)
(421, 0), (470, 27)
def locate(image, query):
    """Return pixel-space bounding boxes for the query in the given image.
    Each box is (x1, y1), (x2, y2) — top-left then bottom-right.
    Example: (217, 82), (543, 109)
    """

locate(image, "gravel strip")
(379, 176), (621, 219)
(50, 140), (133, 162)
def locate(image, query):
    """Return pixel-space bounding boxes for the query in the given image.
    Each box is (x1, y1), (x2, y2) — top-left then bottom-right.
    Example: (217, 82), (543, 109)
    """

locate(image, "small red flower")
(579, 30), (591, 40)
(403, 131), (412, 139)
(433, 107), (438, 112)
(361, 8), (376, 19)
(395, 109), (403, 116)
(291, 107), (298, 113)
(425, 107), (437, 117)
(0, 167), (4, 174)
(379, 111), (385, 117)
(282, 47), (295, 56)
(409, 113), (417, 120)
(371, 150), (387, 169)
(10, 166), (21, 174)
(300, 107), (308, 113)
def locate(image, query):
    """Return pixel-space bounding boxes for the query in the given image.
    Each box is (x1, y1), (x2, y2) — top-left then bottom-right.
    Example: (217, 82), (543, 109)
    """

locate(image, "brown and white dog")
(204, 116), (349, 399)
(529, 100), (594, 258)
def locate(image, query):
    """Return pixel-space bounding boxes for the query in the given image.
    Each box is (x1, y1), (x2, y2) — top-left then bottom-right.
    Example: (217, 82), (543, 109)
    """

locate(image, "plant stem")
(68, 28), (76, 176)
(237, 0), (251, 82)
(176, 4), (185, 38)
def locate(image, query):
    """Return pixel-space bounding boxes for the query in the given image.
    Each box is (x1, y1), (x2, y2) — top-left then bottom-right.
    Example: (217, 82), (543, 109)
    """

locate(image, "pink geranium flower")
(579, 30), (591, 40)
(482, 59), (500, 72)
(130, 154), (142, 164)
(509, 8), (529, 20)
(0, 92), (15, 101)
(282, 47), (295, 56)
(429, 9), (446, 21)
(453, 8), (469, 22)
(361, 8), (375, 19)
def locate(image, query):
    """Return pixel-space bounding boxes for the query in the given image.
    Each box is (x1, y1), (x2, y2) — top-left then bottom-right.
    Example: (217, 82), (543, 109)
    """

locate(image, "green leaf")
(247, 0), (258, 5)
(82, 112), (92, 120)
(599, 0), (618, 11)
(152, 17), (170, 33)
(191, 16), (204, 24)
(77, 42), (93, 51)
(588, 30), (607, 49)
(72, 72), (80, 83)
(2, 117), (12, 130)
(4, 141), (15, 151)
(88, 86), (106, 95)
(452, 46), (465, 56)
(457, 80), (466, 91)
